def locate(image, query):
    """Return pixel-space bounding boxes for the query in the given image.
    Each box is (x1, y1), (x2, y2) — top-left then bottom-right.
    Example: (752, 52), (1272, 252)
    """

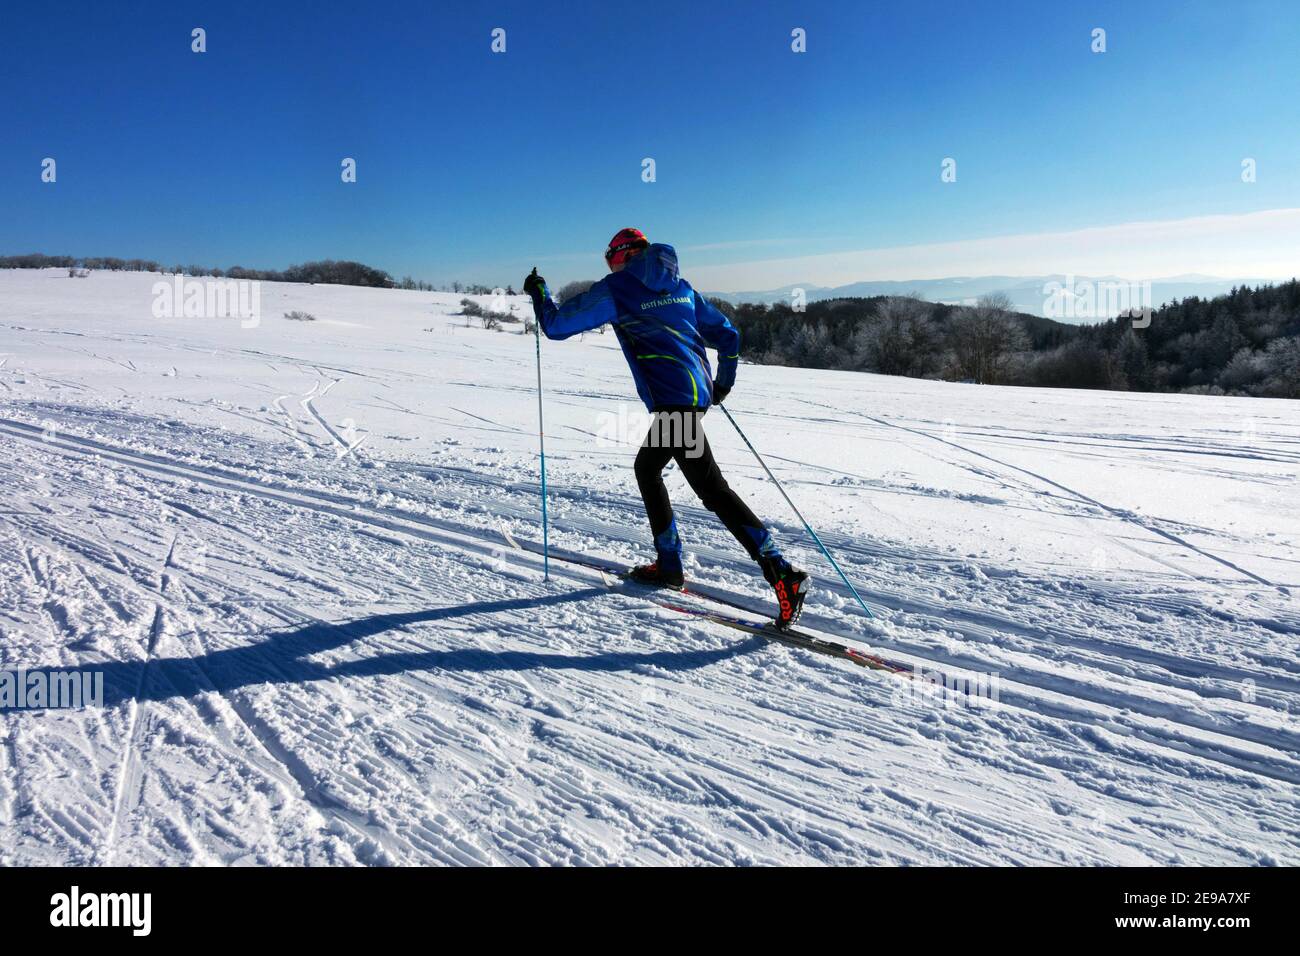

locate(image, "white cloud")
(687, 208), (1300, 291)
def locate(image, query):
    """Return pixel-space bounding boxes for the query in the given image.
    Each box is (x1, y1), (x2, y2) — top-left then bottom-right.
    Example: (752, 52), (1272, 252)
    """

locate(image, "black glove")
(711, 382), (731, 406)
(523, 267), (546, 302)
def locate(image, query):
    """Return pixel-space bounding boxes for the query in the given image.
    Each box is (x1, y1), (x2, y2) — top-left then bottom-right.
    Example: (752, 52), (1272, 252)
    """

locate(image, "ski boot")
(628, 520), (686, 590)
(760, 556), (810, 629)
(627, 560), (685, 590)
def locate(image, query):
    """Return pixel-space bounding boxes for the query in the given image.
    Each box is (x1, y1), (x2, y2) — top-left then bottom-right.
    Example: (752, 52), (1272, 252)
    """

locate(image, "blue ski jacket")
(534, 244), (740, 411)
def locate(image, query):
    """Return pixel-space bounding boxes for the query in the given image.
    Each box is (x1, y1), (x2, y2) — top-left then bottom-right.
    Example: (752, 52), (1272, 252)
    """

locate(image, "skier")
(524, 228), (810, 627)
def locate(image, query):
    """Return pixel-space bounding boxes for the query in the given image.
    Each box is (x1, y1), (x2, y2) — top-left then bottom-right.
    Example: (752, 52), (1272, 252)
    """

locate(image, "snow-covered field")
(1, 267), (1297, 866)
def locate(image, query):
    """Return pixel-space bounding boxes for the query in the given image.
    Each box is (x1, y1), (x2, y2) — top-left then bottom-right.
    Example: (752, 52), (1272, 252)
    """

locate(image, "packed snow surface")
(1, 268), (1297, 865)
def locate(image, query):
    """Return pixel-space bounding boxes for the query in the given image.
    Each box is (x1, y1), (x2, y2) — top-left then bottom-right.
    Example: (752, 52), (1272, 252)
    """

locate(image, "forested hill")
(711, 280), (1299, 398)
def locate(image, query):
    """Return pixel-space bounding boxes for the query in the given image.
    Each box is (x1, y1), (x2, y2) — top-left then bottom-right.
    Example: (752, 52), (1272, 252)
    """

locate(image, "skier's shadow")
(10, 588), (763, 711)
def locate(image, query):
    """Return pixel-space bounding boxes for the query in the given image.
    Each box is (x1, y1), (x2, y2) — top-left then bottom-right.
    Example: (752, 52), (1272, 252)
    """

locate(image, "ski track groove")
(98, 531), (175, 864)
(807, 398), (1277, 590)
(2, 415), (1297, 791)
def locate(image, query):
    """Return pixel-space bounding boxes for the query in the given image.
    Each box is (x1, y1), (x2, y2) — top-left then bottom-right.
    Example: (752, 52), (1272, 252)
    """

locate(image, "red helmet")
(605, 227), (648, 267)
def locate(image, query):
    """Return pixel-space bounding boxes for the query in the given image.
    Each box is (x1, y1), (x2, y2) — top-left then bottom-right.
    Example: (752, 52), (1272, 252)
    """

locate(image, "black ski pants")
(633, 408), (766, 561)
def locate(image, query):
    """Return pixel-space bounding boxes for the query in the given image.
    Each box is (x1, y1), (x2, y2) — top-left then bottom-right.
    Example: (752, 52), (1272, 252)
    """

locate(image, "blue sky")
(3, 0), (1298, 290)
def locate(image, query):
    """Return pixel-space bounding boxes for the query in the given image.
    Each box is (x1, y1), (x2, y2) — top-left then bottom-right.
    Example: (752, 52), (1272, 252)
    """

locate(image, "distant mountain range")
(704, 274), (1289, 322)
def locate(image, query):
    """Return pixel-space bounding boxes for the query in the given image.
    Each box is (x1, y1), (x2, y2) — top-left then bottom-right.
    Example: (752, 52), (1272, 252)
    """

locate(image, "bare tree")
(856, 296), (937, 375)
(557, 280), (596, 303)
(947, 293), (1028, 384)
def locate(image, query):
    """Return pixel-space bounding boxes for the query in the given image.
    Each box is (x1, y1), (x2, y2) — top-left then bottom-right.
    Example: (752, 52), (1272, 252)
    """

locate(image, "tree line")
(0, 253), (501, 294)
(706, 282), (1299, 399)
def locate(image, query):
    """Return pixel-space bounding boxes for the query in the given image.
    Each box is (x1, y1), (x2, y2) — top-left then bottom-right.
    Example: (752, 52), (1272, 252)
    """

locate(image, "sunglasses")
(605, 242), (643, 264)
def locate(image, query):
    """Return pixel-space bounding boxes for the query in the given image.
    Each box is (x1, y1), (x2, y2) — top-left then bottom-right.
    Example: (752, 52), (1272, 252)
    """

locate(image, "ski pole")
(532, 294), (550, 581)
(719, 405), (874, 619)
